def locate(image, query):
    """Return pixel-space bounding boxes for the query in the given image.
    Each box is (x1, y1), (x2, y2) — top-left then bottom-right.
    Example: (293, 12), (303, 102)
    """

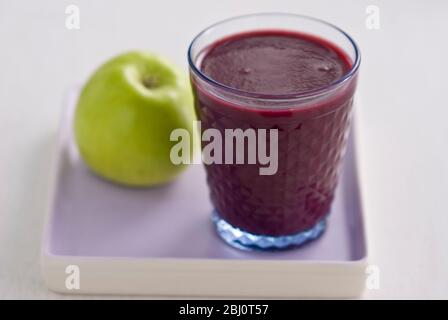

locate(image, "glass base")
(212, 212), (327, 251)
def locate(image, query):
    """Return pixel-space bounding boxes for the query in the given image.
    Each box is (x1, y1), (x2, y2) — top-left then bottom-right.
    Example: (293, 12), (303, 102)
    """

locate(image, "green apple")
(74, 51), (196, 187)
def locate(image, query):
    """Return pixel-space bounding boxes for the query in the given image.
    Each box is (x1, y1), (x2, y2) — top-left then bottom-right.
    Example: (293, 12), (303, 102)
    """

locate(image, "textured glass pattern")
(213, 212), (327, 250)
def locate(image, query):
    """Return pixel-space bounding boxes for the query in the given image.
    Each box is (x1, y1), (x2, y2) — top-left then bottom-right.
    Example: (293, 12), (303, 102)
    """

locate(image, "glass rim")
(187, 12), (361, 101)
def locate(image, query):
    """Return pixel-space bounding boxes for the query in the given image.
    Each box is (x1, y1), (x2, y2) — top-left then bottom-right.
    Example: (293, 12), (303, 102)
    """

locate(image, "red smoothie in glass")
(192, 30), (357, 236)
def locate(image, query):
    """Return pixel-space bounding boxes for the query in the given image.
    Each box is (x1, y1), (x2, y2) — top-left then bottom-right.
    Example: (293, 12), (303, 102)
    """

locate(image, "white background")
(1, 0), (447, 299)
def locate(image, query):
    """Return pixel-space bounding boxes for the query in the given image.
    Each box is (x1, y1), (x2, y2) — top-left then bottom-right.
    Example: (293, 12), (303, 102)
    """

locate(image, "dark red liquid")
(201, 31), (349, 94)
(192, 31), (357, 236)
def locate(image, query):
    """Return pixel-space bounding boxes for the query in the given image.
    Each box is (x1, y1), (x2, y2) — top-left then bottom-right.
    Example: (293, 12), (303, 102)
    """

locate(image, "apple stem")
(142, 76), (159, 89)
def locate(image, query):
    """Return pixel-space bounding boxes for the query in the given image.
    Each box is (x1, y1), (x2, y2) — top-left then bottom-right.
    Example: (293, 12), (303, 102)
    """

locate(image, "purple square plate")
(41, 90), (368, 298)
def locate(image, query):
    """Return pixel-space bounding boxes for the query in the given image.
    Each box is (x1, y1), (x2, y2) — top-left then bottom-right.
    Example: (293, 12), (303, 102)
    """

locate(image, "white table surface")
(1, 0), (447, 299)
